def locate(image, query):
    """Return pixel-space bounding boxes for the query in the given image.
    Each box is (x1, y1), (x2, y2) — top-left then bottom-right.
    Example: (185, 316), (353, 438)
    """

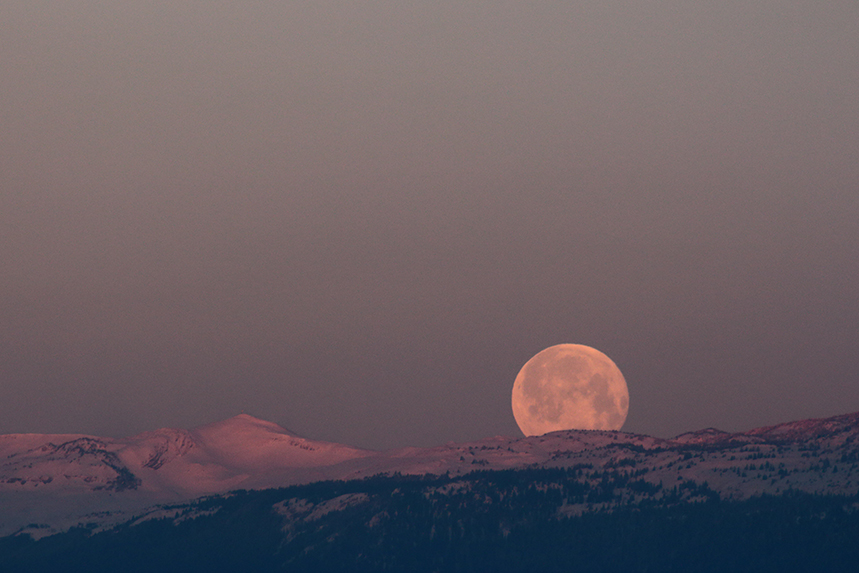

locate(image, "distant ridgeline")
(3, 467), (859, 572)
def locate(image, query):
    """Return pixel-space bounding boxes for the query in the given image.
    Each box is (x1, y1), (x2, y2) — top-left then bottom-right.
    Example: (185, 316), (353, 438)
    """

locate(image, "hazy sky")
(2, 2), (858, 449)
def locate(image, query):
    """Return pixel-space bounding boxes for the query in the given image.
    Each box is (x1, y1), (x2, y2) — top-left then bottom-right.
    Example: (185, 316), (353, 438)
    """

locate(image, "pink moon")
(512, 344), (629, 436)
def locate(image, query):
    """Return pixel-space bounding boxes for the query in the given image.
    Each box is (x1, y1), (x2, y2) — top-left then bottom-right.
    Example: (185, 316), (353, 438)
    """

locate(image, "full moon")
(512, 344), (629, 436)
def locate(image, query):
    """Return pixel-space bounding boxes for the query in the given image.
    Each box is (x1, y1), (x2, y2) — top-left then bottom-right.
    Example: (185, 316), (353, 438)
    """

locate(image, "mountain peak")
(191, 414), (298, 440)
(671, 427), (731, 445)
(745, 410), (859, 443)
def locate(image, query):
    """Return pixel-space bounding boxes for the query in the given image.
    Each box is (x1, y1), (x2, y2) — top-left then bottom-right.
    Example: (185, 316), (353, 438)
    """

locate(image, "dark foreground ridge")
(3, 468), (859, 572)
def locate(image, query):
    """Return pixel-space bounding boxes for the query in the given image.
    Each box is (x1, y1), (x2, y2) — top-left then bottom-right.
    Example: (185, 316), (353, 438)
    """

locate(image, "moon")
(512, 344), (629, 436)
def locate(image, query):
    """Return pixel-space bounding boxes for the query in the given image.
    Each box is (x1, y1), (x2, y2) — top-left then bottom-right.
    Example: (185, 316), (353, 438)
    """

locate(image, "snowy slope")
(0, 415), (374, 536)
(2, 411), (859, 537)
(114, 415), (374, 496)
(0, 415), (373, 498)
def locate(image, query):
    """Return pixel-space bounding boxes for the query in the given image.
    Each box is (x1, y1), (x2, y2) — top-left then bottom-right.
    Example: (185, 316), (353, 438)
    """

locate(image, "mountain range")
(3, 410), (859, 539)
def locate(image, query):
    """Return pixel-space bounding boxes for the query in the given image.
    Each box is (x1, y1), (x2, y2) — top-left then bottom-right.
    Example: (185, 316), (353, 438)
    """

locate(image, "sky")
(2, 1), (858, 450)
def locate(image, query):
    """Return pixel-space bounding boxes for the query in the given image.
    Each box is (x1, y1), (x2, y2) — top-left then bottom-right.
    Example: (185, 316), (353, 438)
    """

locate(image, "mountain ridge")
(2, 410), (859, 537)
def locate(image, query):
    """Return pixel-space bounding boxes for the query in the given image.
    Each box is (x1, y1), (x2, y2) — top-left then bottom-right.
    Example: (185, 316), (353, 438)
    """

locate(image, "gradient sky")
(2, 2), (858, 449)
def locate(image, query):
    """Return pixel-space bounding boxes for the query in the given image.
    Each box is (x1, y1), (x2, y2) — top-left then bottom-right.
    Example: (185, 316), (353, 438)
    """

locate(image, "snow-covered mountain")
(3, 411), (859, 537)
(0, 414), (372, 497)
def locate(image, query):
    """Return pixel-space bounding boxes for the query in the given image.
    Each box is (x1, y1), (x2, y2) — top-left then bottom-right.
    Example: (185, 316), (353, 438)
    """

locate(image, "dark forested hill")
(3, 467), (859, 572)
